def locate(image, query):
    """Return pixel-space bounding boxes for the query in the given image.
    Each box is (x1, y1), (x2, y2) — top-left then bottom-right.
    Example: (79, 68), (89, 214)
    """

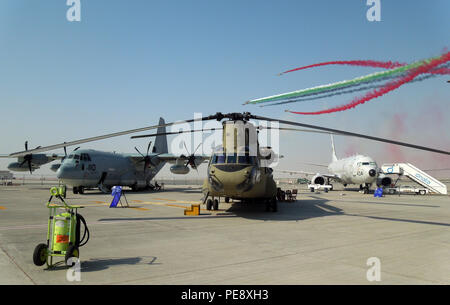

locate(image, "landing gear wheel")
(419, 190), (426, 195)
(225, 197), (230, 203)
(271, 198), (278, 212)
(310, 187), (314, 192)
(78, 186), (84, 195)
(65, 245), (80, 267)
(363, 187), (369, 194)
(33, 243), (48, 266)
(213, 199), (219, 211)
(73, 187), (78, 194)
(330, 184), (333, 191)
(206, 199), (213, 211)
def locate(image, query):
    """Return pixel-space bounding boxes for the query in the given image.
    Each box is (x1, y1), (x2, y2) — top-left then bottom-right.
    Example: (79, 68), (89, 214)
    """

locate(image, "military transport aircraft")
(6, 112), (449, 212)
(277, 135), (393, 193)
(3, 118), (209, 194)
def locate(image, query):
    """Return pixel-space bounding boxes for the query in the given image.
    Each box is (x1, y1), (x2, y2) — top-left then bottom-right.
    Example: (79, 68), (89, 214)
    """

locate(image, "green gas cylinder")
(52, 212), (76, 253)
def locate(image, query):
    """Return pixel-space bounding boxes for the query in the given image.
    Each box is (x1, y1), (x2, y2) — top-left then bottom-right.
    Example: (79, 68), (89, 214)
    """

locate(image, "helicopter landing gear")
(361, 184), (370, 194)
(206, 198), (219, 211)
(206, 199), (213, 211)
(265, 198), (278, 212)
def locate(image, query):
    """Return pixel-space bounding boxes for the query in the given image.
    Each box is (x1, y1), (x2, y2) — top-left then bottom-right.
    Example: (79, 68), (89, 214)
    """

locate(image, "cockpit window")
(362, 162), (370, 165)
(80, 153), (91, 161)
(226, 154), (237, 164)
(212, 155), (226, 164)
(237, 155), (257, 165)
(68, 154), (74, 159)
(73, 154), (80, 160)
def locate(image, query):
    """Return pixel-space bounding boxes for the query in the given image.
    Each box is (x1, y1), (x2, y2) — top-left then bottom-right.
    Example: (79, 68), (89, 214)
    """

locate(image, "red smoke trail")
(280, 60), (450, 75)
(280, 60), (404, 75)
(289, 52), (450, 115)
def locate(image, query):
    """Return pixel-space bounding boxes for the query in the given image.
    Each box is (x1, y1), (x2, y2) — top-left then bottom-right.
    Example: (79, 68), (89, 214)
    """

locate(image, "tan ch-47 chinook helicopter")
(8, 112), (450, 213)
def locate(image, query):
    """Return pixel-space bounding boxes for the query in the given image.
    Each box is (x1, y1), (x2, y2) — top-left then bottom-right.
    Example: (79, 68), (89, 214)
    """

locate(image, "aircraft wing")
(276, 170), (341, 181)
(0, 153), (65, 161)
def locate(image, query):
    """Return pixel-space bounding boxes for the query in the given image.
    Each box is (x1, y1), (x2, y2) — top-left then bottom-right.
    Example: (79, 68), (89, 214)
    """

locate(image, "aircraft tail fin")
(153, 117), (168, 154)
(331, 134), (338, 162)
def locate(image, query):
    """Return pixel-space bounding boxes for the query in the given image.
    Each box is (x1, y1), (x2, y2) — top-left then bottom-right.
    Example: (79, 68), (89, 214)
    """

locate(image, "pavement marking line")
(0, 206), (6, 210)
(152, 198), (178, 202)
(0, 245), (36, 285)
(92, 200), (107, 204)
(166, 204), (190, 209)
(130, 207), (150, 211)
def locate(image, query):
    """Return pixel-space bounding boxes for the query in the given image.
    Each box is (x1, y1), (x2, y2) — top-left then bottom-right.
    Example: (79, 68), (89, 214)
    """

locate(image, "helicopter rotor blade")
(9, 114), (221, 157)
(253, 115), (450, 155)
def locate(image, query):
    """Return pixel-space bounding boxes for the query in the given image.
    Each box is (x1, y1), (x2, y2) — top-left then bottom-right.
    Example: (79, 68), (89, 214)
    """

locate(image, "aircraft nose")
(57, 164), (74, 179)
(369, 169), (377, 177)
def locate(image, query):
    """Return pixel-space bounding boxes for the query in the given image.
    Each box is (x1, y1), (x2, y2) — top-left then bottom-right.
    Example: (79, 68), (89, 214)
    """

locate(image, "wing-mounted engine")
(376, 173), (393, 187)
(311, 174), (326, 185)
(258, 146), (282, 167)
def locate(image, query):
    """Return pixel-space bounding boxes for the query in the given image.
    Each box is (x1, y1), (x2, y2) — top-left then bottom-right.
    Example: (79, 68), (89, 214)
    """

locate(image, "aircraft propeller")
(135, 141), (153, 174)
(181, 142), (202, 172)
(19, 141), (33, 174)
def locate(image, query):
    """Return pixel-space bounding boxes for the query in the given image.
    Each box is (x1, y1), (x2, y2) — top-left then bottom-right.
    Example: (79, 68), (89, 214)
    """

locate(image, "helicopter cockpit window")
(362, 162), (370, 166)
(226, 154), (237, 164)
(212, 154), (226, 164)
(237, 155), (257, 164)
(68, 154), (74, 159)
(73, 154), (80, 160)
(80, 153), (91, 162)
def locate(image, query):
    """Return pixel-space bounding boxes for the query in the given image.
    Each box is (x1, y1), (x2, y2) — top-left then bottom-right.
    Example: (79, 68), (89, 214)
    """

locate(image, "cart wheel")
(33, 243), (48, 266)
(65, 245), (80, 267)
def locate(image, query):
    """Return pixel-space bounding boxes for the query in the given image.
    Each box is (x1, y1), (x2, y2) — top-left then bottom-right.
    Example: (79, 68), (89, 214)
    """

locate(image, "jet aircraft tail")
(331, 134), (338, 162)
(154, 117), (168, 154)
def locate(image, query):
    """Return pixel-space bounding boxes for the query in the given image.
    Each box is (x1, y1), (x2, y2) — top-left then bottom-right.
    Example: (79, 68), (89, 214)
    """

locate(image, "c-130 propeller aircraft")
(2, 118), (208, 194)
(6, 112), (450, 211)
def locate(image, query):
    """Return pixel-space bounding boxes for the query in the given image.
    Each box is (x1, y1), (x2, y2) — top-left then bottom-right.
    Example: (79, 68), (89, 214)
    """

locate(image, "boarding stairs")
(381, 163), (447, 195)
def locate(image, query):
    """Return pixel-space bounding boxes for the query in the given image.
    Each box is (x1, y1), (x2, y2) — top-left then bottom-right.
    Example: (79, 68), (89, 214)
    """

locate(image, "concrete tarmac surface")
(0, 184), (449, 284)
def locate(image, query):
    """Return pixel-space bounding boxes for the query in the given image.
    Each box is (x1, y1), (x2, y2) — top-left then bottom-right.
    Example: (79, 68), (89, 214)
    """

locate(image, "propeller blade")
(193, 143), (202, 155)
(134, 147), (145, 158)
(183, 141), (190, 156)
(25, 141), (28, 151)
(28, 160), (32, 174)
(146, 141), (152, 156)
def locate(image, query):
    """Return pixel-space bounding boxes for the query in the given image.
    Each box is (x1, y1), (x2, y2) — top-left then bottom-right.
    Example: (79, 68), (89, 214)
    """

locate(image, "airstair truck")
(381, 163), (447, 195)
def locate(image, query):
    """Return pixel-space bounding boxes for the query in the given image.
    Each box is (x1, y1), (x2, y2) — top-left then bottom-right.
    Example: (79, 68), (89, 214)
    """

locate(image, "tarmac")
(0, 183), (449, 284)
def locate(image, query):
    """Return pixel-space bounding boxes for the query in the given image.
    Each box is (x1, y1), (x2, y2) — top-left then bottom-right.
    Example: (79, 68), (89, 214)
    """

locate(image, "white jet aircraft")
(278, 135), (392, 193)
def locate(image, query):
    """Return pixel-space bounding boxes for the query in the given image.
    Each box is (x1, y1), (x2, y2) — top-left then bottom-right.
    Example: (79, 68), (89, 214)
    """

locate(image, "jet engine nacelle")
(311, 174), (326, 185)
(376, 174), (393, 187)
(7, 162), (38, 172)
(50, 163), (61, 172)
(170, 164), (190, 175)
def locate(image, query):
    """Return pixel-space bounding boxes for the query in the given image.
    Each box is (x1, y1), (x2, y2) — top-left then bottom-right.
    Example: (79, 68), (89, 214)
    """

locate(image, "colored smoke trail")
(288, 51), (450, 115)
(261, 73), (436, 107)
(279, 60), (450, 76)
(279, 60), (404, 75)
(245, 55), (448, 105)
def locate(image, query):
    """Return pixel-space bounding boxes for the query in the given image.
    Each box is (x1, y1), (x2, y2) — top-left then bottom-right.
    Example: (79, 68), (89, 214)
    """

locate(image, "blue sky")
(0, 0), (449, 177)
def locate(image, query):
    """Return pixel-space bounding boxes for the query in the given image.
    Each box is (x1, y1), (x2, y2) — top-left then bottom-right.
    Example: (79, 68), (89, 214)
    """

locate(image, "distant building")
(0, 171), (13, 180)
